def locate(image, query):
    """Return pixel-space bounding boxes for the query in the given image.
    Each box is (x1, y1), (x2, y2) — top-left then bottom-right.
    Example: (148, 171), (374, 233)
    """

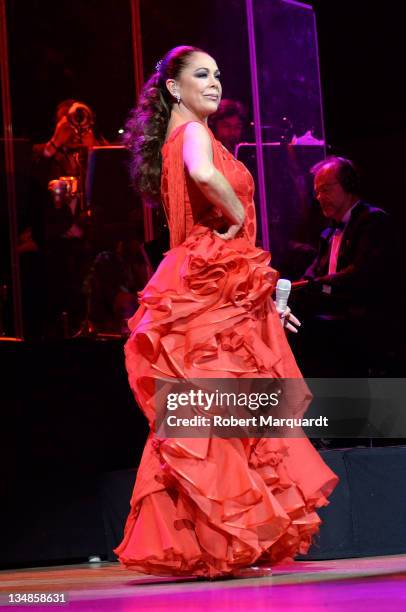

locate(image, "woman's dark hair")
(123, 45), (203, 202)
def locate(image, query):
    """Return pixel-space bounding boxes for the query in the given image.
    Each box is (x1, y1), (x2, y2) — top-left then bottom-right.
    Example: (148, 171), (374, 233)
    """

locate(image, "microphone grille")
(276, 278), (291, 291)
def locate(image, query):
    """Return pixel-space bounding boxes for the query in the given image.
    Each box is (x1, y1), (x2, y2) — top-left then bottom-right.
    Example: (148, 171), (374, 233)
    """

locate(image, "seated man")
(292, 156), (393, 377)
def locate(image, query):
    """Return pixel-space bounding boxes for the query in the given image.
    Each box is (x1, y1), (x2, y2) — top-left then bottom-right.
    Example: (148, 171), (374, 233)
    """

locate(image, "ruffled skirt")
(114, 226), (338, 577)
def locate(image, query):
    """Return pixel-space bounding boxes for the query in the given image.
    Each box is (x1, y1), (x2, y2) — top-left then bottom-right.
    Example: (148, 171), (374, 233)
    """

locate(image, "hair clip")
(155, 59), (163, 73)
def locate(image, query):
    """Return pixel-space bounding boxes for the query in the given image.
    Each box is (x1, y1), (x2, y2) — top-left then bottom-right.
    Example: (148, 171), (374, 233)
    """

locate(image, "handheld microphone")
(275, 278), (292, 314)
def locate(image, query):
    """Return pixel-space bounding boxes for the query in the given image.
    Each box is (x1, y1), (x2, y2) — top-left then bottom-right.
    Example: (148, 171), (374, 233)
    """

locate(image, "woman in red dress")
(114, 46), (338, 579)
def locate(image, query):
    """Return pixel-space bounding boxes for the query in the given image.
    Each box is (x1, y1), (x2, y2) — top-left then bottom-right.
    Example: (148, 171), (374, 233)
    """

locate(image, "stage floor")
(1, 555), (406, 610)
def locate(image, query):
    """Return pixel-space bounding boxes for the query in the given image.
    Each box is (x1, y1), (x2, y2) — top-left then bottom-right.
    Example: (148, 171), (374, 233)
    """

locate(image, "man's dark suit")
(292, 201), (393, 377)
(303, 201), (391, 317)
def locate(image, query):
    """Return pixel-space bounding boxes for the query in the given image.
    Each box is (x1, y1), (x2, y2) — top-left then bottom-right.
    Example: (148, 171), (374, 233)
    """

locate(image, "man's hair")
(209, 99), (246, 131)
(55, 99), (76, 121)
(55, 99), (94, 122)
(311, 156), (360, 194)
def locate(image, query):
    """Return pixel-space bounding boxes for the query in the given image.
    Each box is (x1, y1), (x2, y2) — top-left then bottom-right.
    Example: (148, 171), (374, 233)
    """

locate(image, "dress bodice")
(161, 122), (256, 247)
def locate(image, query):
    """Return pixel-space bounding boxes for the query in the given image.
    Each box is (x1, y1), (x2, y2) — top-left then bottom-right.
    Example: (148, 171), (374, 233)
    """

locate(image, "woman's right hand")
(275, 304), (301, 333)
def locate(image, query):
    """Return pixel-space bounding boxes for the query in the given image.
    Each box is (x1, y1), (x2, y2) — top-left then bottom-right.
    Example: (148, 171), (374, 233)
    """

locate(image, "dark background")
(1, 0), (403, 341)
(5, 0), (134, 141)
(1, 0), (404, 341)
(310, 0), (405, 223)
(3, 0), (404, 219)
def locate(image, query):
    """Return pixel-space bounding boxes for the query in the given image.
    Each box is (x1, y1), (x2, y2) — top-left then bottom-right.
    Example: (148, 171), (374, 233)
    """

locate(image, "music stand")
(236, 141), (325, 276)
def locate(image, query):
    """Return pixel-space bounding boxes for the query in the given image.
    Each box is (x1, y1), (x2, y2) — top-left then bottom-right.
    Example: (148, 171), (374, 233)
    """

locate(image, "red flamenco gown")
(114, 122), (338, 578)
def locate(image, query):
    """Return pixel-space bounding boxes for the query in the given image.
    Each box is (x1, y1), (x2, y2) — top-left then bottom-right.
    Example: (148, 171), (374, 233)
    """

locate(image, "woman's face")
(169, 52), (222, 119)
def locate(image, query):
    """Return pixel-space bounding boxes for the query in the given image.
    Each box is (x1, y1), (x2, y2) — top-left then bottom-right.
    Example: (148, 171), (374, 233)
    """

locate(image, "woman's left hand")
(213, 222), (243, 241)
(275, 304), (301, 333)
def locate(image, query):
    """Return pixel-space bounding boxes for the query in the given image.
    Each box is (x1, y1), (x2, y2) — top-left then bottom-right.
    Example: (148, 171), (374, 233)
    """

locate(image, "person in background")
(30, 99), (107, 245)
(293, 156), (393, 377)
(209, 98), (246, 154)
(21, 100), (107, 338)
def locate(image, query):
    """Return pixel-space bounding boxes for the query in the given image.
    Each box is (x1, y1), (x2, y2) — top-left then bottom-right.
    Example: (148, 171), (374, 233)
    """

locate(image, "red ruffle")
(114, 227), (338, 577)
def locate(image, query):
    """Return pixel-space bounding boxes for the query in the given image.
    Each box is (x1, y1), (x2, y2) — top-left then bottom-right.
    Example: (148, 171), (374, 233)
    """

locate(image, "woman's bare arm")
(183, 122), (245, 238)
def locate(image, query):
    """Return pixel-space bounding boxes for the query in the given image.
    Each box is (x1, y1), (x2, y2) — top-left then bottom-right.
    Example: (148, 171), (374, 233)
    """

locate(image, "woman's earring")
(174, 92), (181, 105)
